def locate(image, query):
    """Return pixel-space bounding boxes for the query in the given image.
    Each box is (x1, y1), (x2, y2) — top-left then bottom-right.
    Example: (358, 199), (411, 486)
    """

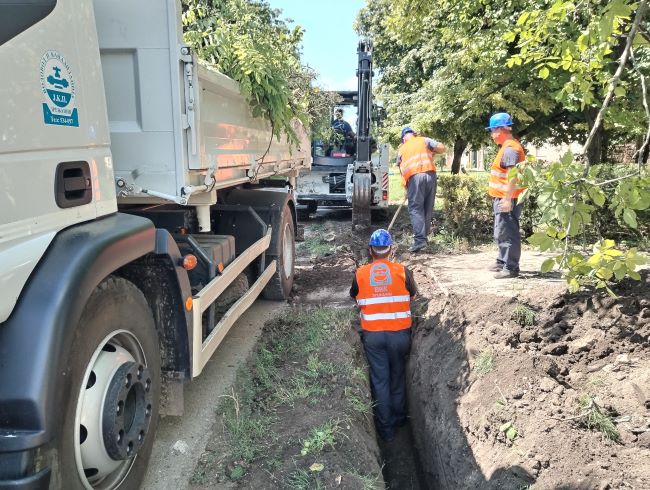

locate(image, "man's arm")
(350, 275), (359, 298)
(425, 137), (446, 154)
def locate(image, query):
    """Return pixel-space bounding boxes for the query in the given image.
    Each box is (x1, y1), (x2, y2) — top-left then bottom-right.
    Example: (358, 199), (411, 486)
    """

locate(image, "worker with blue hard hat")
(396, 126), (446, 252)
(350, 228), (418, 442)
(486, 112), (527, 279)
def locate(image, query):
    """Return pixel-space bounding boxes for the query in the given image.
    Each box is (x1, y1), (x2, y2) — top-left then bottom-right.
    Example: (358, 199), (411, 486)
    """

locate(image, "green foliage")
(512, 304), (536, 326)
(437, 174), (493, 238)
(299, 419), (344, 456)
(507, 0), (639, 109)
(519, 156), (648, 293)
(181, 0), (333, 144)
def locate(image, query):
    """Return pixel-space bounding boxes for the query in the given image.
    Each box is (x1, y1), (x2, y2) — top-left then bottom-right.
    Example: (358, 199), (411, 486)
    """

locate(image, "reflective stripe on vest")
(355, 260), (411, 332)
(357, 295), (411, 306)
(399, 137), (436, 184)
(361, 311), (412, 321)
(488, 139), (526, 199)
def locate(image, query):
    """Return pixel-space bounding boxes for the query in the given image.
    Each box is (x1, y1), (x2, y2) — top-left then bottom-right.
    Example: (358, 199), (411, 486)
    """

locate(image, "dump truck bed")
(94, 0), (310, 204)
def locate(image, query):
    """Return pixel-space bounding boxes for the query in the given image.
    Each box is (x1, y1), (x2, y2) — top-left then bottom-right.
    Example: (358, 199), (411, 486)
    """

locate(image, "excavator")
(297, 40), (390, 227)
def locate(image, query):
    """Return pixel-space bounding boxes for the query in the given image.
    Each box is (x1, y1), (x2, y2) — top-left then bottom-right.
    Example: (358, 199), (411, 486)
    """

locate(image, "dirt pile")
(409, 271), (650, 489)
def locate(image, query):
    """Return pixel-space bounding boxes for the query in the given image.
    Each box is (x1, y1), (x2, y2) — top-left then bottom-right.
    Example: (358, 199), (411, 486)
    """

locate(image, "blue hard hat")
(401, 126), (415, 141)
(486, 112), (513, 130)
(369, 229), (393, 247)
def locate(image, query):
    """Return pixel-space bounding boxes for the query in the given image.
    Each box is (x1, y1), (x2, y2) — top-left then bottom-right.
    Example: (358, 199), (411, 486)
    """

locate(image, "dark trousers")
(407, 171), (437, 247)
(361, 328), (412, 439)
(493, 197), (522, 272)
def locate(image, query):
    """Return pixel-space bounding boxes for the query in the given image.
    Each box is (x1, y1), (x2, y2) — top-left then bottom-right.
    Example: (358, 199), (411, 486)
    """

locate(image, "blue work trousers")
(493, 198), (522, 272)
(407, 171), (437, 247)
(361, 328), (412, 440)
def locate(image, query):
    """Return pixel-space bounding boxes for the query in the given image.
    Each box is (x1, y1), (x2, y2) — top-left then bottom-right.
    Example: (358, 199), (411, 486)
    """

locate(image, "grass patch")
(275, 374), (327, 406)
(344, 386), (374, 417)
(221, 389), (277, 462)
(301, 234), (336, 256)
(512, 304), (536, 326)
(287, 467), (323, 490)
(577, 395), (620, 442)
(193, 306), (367, 486)
(474, 350), (495, 375)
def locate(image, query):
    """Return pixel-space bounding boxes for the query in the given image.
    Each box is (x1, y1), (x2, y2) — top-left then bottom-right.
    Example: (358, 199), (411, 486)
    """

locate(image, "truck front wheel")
(262, 205), (295, 300)
(55, 277), (161, 489)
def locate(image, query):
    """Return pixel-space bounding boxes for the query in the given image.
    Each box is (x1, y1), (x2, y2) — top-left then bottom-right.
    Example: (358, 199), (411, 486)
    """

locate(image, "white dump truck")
(0, 1), (310, 488)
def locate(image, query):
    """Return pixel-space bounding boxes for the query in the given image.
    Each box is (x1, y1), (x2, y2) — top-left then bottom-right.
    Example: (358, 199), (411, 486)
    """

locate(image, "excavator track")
(352, 172), (371, 228)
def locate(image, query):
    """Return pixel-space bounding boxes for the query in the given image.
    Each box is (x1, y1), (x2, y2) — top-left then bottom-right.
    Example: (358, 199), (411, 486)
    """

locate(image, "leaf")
(506, 427), (518, 441)
(587, 186), (606, 207)
(629, 270), (641, 280)
(541, 258), (556, 273)
(614, 85), (626, 97)
(499, 422), (513, 432)
(539, 66), (550, 79)
(623, 208), (638, 229)
(310, 463), (325, 472)
(560, 151), (574, 165)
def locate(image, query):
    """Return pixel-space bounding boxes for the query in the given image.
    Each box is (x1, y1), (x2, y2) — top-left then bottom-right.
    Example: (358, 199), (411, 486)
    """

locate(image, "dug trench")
(190, 209), (650, 489)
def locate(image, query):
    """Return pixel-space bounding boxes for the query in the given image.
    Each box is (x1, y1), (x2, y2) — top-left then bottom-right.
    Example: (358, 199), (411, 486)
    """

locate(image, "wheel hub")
(102, 361), (153, 460)
(76, 335), (151, 488)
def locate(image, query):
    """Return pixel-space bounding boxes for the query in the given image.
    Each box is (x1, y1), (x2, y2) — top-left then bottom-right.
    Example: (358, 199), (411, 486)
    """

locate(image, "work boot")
(408, 243), (426, 253)
(489, 263), (505, 272)
(494, 269), (519, 279)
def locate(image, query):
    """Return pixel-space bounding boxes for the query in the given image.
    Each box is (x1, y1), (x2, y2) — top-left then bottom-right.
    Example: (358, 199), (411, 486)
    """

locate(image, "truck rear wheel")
(262, 205), (295, 300)
(55, 277), (161, 490)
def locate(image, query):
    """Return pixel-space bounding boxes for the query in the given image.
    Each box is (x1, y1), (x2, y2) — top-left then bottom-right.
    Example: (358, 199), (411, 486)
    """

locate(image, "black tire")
(52, 277), (161, 490)
(306, 200), (318, 214)
(262, 205), (295, 300)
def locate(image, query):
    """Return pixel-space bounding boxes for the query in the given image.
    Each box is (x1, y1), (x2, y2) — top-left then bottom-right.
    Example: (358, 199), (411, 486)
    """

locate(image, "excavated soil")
(191, 207), (650, 489)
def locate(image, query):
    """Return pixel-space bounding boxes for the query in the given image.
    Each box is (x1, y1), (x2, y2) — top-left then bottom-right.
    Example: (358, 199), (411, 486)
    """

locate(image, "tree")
(181, 0), (333, 144)
(359, 0), (650, 167)
(357, 0), (567, 173)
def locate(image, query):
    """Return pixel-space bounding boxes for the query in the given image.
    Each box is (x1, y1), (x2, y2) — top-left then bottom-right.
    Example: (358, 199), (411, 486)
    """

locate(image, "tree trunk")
(451, 139), (467, 174)
(584, 107), (604, 165)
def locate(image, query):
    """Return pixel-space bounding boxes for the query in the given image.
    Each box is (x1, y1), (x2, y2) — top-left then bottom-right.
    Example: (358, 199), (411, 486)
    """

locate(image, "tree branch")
(631, 48), (650, 170)
(582, 0), (648, 176)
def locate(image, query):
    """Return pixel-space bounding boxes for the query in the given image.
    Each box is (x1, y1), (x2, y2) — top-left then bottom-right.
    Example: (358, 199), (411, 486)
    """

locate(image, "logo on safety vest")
(40, 51), (78, 127)
(369, 263), (392, 287)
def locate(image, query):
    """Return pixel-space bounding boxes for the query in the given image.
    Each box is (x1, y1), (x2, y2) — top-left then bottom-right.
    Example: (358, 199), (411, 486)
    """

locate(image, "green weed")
(220, 388), (277, 463)
(287, 468), (324, 490)
(303, 354), (336, 378)
(474, 350), (495, 375)
(512, 304), (536, 326)
(577, 396), (620, 442)
(300, 419), (346, 456)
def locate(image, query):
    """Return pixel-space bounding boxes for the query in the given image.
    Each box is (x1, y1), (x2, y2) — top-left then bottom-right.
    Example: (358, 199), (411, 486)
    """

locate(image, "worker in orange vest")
(350, 229), (418, 442)
(486, 112), (527, 278)
(397, 127), (446, 252)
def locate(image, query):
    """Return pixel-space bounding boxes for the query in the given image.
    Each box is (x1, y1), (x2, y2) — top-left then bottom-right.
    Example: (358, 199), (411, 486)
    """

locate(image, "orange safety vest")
(399, 136), (437, 184)
(355, 260), (412, 332)
(488, 139), (526, 199)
